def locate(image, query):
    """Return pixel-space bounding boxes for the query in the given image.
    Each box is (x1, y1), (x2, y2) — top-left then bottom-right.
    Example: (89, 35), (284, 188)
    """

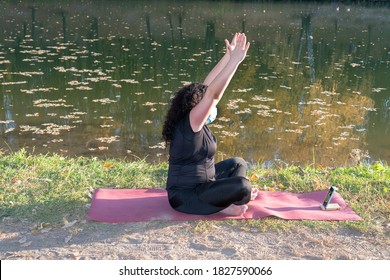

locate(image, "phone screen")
(322, 186), (336, 208)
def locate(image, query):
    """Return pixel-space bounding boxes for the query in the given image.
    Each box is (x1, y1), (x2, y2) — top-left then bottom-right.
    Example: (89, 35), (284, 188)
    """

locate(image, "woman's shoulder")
(175, 113), (206, 140)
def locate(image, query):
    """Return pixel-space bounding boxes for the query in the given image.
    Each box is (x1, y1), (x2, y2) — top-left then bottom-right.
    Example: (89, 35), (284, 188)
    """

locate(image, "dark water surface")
(1, 0), (389, 166)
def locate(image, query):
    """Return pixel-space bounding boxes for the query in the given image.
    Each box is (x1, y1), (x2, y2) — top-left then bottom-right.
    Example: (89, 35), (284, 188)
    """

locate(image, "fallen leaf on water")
(232, 88), (254, 93)
(76, 86), (93, 90)
(92, 98), (117, 104)
(120, 79), (139, 84)
(96, 136), (119, 143)
(235, 108), (252, 114)
(149, 142), (165, 149)
(372, 87), (386, 93)
(285, 129), (303, 134)
(26, 113), (39, 117)
(221, 131), (239, 137)
(252, 95), (275, 102)
(1, 81), (27, 85)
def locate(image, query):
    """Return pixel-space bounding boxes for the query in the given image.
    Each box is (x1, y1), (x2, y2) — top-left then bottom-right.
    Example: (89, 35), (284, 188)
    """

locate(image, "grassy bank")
(0, 150), (388, 234)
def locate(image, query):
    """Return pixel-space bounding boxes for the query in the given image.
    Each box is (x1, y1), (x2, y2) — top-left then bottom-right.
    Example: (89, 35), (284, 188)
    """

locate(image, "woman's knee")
(236, 176), (252, 198)
(230, 157), (247, 168)
(226, 157), (248, 176)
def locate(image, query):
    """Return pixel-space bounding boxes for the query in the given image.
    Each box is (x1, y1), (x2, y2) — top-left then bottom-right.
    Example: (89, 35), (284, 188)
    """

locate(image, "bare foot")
(220, 204), (248, 216)
(251, 188), (259, 201)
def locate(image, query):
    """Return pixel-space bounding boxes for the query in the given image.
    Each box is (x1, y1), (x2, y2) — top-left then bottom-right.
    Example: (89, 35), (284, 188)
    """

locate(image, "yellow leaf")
(103, 162), (114, 169)
(40, 223), (51, 228)
(278, 183), (285, 189)
(250, 174), (259, 181)
(268, 187), (276, 192)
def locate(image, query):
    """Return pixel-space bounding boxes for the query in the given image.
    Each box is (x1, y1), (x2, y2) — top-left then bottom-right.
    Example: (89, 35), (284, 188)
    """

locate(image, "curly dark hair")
(162, 82), (208, 144)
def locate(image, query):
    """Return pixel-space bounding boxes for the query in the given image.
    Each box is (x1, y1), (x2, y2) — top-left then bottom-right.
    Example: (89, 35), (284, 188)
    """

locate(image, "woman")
(162, 33), (257, 216)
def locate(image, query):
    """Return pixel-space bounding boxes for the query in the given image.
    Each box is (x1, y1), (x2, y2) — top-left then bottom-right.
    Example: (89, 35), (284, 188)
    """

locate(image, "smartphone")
(322, 186), (337, 208)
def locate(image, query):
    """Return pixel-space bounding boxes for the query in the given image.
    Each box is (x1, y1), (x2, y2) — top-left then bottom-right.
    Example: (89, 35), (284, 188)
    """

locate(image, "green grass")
(0, 149), (389, 235)
(246, 162), (389, 234)
(0, 149), (168, 223)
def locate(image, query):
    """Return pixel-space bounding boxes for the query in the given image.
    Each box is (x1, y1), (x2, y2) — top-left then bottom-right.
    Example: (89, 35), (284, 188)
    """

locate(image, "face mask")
(205, 106), (217, 125)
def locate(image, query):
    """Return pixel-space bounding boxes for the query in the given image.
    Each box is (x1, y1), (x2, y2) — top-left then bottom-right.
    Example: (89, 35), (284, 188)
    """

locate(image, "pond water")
(1, 0), (389, 166)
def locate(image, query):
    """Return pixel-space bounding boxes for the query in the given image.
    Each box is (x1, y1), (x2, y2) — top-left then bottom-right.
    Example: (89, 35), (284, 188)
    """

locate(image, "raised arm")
(190, 33), (250, 132)
(203, 33), (238, 86)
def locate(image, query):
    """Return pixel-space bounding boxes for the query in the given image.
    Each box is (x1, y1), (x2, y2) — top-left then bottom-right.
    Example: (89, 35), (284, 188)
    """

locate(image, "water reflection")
(297, 14), (315, 83)
(0, 0), (389, 166)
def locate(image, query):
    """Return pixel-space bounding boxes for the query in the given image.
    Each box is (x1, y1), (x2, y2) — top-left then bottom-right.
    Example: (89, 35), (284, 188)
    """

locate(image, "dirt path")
(1, 218), (389, 260)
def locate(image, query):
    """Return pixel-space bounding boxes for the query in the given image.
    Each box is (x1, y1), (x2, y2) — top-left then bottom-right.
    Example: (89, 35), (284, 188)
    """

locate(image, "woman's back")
(167, 113), (216, 190)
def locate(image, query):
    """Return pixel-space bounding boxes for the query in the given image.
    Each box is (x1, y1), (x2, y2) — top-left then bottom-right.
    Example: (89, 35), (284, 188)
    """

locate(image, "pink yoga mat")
(87, 188), (362, 223)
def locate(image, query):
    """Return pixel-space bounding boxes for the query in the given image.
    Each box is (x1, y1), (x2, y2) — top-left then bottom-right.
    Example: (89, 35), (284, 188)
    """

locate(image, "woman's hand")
(226, 33), (250, 64)
(225, 33), (238, 56)
(204, 33), (238, 85)
(192, 33), (250, 132)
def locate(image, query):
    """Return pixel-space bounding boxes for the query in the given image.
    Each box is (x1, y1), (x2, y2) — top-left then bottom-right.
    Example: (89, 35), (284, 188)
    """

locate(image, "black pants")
(167, 157), (252, 215)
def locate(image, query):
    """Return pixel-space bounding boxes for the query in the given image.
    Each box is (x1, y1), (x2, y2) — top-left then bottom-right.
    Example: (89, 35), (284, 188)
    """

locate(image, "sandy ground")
(1, 217), (389, 260)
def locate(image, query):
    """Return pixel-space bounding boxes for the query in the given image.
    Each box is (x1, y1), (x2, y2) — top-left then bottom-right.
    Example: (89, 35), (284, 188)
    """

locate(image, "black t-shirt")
(166, 113), (217, 190)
